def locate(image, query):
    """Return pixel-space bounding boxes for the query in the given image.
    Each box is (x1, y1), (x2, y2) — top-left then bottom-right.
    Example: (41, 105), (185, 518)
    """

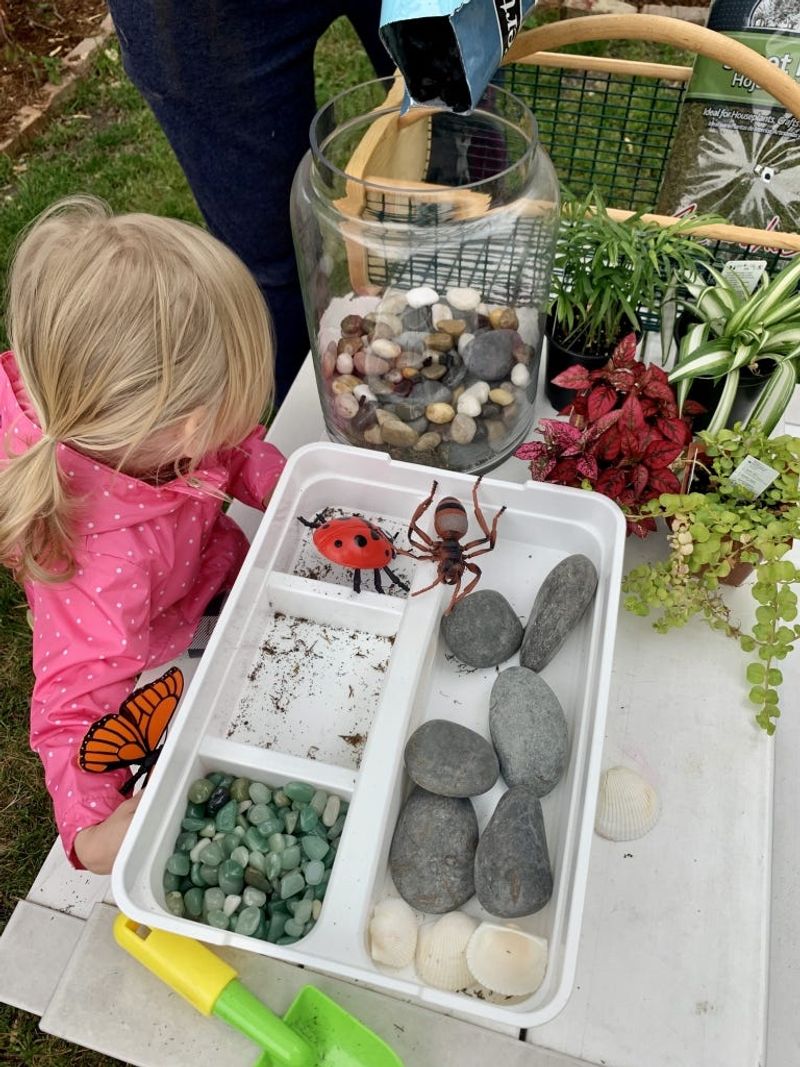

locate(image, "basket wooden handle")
(504, 13), (800, 121)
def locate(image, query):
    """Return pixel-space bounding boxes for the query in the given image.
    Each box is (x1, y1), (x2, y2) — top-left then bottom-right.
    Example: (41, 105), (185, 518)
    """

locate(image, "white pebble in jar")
(406, 286), (440, 309)
(457, 394), (482, 418)
(511, 363), (531, 388)
(446, 286), (481, 312)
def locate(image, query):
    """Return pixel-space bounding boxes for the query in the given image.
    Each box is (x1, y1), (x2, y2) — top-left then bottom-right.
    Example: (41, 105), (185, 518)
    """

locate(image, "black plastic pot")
(544, 324), (613, 411)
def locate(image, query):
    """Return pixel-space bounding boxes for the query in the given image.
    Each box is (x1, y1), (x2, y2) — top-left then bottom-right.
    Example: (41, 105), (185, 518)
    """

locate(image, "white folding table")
(1, 355), (798, 1067)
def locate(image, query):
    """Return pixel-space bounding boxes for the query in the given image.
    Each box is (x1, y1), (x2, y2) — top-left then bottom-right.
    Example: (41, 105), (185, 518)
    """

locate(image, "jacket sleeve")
(28, 553), (152, 868)
(223, 427), (286, 510)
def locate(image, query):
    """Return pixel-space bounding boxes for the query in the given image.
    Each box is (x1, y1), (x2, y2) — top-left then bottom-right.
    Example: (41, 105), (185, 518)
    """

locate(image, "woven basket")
(341, 14), (800, 314)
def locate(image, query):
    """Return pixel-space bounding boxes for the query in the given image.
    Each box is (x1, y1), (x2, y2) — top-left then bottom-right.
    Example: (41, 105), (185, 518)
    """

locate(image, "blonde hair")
(1, 195), (274, 583)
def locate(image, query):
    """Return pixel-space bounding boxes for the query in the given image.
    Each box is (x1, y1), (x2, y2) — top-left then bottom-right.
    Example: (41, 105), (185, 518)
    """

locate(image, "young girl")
(0, 196), (286, 874)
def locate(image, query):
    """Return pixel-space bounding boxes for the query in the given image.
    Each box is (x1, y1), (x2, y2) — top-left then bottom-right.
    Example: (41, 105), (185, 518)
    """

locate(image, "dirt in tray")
(0, 1), (108, 135)
(225, 612), (393, 769)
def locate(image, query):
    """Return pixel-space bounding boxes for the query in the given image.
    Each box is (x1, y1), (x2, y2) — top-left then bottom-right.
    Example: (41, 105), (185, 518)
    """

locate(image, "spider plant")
(669, 257), (800, 435)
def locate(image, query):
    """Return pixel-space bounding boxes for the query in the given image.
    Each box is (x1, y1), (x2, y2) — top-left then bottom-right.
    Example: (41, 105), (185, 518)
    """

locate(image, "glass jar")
(291, 78), (559, 473)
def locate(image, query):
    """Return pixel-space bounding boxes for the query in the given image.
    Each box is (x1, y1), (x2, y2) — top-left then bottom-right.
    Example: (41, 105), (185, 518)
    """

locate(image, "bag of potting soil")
(379, 0), (535, 112)
(657, 0), (800, 235)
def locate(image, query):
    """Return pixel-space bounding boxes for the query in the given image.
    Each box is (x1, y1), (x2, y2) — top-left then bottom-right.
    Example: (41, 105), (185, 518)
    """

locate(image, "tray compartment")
(205, 572), (403, 768)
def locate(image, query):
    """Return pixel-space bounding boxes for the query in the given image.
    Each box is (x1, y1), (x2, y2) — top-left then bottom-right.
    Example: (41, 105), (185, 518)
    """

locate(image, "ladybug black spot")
(384, 548), (391, 558)
(354, 534), (368, 548)
(370, 528), (381, 540)
(334, 539), (343, 548)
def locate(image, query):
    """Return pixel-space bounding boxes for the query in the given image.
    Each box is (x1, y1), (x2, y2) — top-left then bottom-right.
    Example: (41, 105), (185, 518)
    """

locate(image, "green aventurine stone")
(265, 853), (282, 880)
(184, 887), (204, 917)
(188, 778), (214, 804)
(244, 867), (271, 893)
(303, 860), (325, 886)
(248, 781), (272, 805)
(280, 846), (301, 871)
(243, 887), (267, 908)
(200, 864), (219, 886)
(255, 914), (269, 940)
(235, 906), (261, 937)
(166, 853), (191, 877)
(268, 833), (285, 854)
(200, 842), (224, 867)
(284, 782), (315, 803)
(299, 807), (318, 833)
(283, 834), (297, 847)
(277, 936), (299, 946)
(310, 790), (328, 816)
(273, 790), (290, 808)
(293, 899), (313, 925)
(218, 860), (245, 895)
(199, 820), (217, 838)
(258, 814), (282, 837)
(247, 803), (271, 826)
(231, 846), (250, 868)
(267, 911), (288, 942)
(283, 810), (299, 834)
(327, 813), (346, 840)
(284, 918), (305, 938)
(221, 833), (240, 856)
(280, 872), (305, 899)
(244, 826), (270, 852)
(181, 816), (205, 832)
(248, 851), (267, 874)
(165, 891), (185, 916)
(301, 836), (329, 861)
(163, 870), (182, 893)
(190, 862), (206, 888)
(306, 822), (328, 841)
(207, 772), (225, 786)
(204, 887), (225, 913)
(230, 777), (252, 802)
(185, 801), (207, 819)
(206, 910), (229, 930)
(322, 795), (341, 827)
(236, 815), (249, 831)
(175, 831), (198, 853)
(215, 799), (238, 832)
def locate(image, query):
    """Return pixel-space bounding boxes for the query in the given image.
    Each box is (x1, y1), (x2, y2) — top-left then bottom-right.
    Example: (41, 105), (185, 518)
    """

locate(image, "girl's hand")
(73, 793), (142, 874)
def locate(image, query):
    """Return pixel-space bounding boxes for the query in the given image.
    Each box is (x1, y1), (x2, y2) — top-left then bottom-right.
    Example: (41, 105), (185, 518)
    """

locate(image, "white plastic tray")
(113, 442), (626, 1028)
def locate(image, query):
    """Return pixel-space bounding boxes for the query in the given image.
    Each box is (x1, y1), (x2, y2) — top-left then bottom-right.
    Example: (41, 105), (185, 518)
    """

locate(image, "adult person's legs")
(108, 0), (393, 403)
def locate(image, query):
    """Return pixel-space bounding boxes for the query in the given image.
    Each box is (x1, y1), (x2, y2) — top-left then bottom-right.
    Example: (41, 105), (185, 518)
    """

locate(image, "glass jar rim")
(309, 76), (539, 197)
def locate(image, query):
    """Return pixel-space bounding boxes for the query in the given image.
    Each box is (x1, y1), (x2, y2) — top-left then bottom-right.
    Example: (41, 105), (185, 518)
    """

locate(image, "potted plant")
(622, 423), (800, 734)
(545, 189), (717, 410)
(516, 334), (700, 536)
(669, 257), (800, 435)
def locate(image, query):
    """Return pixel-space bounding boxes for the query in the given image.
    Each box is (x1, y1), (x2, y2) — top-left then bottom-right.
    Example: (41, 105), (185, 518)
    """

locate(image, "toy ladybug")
(297, 513), (410, 595)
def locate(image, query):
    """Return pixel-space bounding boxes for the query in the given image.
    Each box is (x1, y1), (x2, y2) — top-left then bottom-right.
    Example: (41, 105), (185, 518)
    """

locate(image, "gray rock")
(391, 380), (452, 421)
(463, 329), (515, 381)
(474, 785), (553, 917)
(490, 667), (568, 795)
(389, 787), (478, 912)
(441, 590), (523, 668)
(403, 305), (432, 333)
(404, 719), (499, 797)
(520, 555), (599, 671)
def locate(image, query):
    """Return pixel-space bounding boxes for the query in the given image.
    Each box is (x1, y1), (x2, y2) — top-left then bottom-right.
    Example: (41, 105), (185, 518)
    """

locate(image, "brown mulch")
(0, 1), (108, 135)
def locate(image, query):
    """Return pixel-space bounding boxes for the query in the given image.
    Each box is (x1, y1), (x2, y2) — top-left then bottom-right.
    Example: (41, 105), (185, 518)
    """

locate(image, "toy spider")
(398, 477), (506, 613)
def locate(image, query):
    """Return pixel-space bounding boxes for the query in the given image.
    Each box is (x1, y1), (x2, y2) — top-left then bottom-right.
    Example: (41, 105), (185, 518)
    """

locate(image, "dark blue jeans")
(108, 1), (393, 403)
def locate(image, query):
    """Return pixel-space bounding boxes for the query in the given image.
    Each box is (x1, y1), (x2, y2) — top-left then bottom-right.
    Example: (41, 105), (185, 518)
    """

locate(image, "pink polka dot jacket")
(0, 351), (286, 866)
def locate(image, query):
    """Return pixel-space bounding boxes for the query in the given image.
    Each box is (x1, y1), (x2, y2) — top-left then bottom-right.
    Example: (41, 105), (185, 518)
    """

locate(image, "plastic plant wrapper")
(380, 0), (535, 112)
(657, 0), (800, 235)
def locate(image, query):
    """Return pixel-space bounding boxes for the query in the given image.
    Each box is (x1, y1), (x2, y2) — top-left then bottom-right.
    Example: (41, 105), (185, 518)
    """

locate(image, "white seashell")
(447, 286), (481, 312)
(406, 286), (440, 309)
(466, 922), (548, 997)
(415, 912), (477, 991)
(511, 363), (531, 388)
(431, 302), (452, 327)
(369, 898), (418, 969)
(595, 766), (660, 841)
(457, 394), (482, 418)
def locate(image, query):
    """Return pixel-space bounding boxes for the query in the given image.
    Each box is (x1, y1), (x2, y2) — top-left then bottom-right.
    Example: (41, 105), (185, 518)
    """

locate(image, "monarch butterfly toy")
(79, 666), (183, 795)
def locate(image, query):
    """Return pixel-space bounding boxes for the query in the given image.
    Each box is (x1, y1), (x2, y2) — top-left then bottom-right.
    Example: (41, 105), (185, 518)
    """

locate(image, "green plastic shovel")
(114, 914), (403, 1067)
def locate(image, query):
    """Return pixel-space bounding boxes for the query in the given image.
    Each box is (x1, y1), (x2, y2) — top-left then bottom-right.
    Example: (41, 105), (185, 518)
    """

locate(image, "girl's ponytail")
(0, 434), (74, 582)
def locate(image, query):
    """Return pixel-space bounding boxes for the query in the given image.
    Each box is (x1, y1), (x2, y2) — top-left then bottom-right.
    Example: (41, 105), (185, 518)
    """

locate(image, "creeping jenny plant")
(622, 425), (800, 734)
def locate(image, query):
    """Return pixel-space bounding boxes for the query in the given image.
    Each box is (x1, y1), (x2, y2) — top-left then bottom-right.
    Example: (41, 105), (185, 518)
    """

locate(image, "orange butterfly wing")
(79, 667), (184, 775)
